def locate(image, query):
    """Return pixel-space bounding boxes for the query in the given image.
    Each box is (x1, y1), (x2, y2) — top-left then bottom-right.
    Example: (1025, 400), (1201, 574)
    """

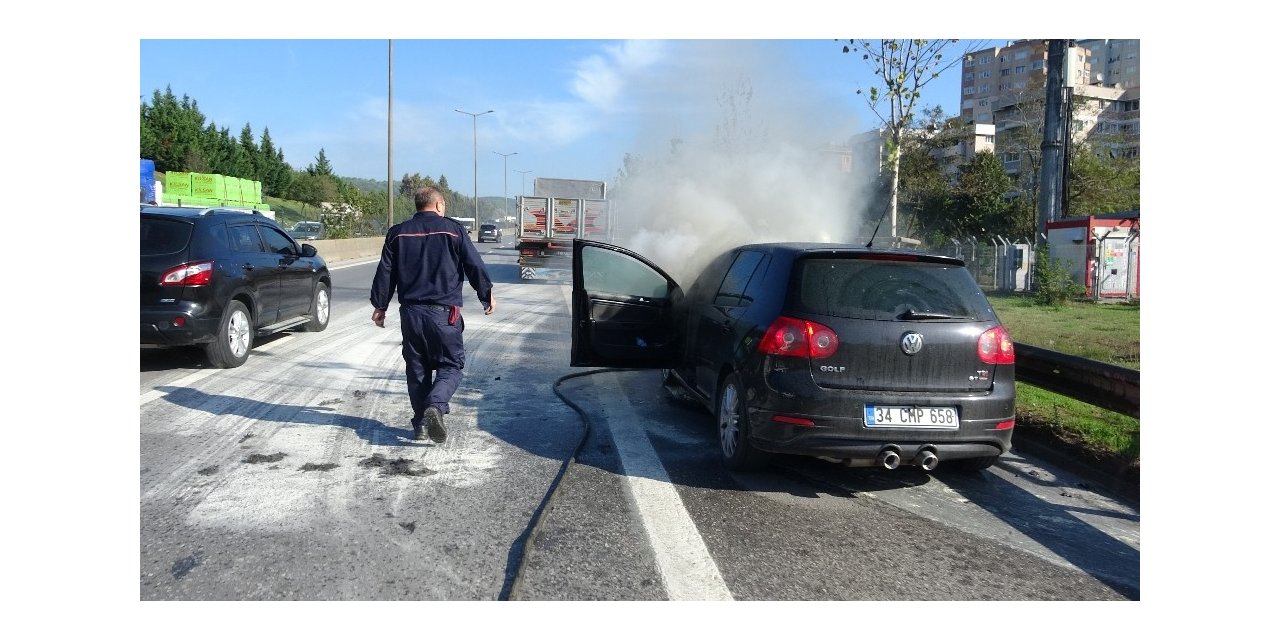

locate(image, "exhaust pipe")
(877, 449), (901, 470)
(914, 450), (939, 472)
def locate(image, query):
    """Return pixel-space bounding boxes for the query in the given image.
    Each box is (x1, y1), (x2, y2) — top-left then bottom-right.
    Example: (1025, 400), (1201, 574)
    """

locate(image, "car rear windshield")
(481, 225), (496, 231)
(141, 217), (193, 256)
(793, 257), (995, 321)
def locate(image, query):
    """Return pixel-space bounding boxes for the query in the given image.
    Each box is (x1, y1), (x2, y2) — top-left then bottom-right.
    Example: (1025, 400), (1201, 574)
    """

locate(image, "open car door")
(571, 239), (684, 368)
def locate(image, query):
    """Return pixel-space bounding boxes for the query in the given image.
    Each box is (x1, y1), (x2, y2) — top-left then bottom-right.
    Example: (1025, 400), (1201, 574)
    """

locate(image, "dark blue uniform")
(370, 212), (493, 426)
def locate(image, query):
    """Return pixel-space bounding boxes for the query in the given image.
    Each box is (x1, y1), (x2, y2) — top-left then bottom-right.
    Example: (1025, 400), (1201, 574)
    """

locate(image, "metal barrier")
(1014, 342), (1139, 418)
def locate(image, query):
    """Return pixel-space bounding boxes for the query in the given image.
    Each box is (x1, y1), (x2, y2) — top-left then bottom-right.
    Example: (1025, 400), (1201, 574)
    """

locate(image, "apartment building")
(1078, 39), (1141, 89)
(961, 40), (1098, 127)
(961, 39), (1139, 175)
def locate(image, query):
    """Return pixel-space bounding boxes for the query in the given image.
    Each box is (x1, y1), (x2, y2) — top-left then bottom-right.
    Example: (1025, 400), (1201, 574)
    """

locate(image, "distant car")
(570, 239), (1016, 472)
(288, 221), (324, 241)
(141, 205), (331, 368)
(478, 223), (502, 243)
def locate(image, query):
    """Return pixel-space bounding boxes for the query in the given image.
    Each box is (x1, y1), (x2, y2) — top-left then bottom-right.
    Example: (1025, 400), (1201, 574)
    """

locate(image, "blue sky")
(140, 38), (992, 195)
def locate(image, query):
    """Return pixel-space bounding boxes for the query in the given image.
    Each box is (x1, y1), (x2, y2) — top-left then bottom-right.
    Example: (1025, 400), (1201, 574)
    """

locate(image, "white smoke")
(608, 41), (877, 285)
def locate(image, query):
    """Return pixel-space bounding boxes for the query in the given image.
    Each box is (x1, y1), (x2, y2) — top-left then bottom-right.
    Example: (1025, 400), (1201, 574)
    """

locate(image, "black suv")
(141, 206), (332, 368)
(570, 239), (1016, 472)
(478, 223), (502, 243)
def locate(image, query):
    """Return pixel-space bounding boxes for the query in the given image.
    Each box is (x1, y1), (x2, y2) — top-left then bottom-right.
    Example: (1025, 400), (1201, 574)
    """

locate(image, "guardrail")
(1014, 342), (1139, 418)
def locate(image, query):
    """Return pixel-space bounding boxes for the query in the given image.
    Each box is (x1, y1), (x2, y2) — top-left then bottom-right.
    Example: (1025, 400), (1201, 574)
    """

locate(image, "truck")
(515, 177), (611, 281)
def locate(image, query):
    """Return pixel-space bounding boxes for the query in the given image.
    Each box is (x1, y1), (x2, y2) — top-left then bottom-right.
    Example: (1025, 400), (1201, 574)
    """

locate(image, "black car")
(141, 205), (332, 368)
(570, 239), (1016, 472)
(478, 223), (502, 243)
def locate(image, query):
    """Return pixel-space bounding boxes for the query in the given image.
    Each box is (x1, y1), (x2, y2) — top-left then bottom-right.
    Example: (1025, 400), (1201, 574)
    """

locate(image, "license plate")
(864, 405), (959, 429)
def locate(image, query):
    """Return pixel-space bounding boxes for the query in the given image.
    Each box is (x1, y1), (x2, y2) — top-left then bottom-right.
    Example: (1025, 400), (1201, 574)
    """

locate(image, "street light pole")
(455, 108), (493, 238)
(493, 151), (517, 224)
(514, 169), (532, 197)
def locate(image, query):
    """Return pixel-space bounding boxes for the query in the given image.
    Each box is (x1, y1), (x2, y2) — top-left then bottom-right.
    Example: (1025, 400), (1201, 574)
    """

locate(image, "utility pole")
(387, 40), (394, 232)
(1037, 39), (1071, 246)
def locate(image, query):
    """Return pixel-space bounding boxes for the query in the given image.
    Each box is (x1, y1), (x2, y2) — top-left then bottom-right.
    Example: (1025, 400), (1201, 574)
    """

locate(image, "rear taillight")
(758, 316), (839, 359)
(160, 261), (214, 287)
(977, 325), (1015, 364)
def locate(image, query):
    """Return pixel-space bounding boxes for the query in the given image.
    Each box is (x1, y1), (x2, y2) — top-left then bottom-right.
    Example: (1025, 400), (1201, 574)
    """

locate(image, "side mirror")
(301, 244), (318, 258)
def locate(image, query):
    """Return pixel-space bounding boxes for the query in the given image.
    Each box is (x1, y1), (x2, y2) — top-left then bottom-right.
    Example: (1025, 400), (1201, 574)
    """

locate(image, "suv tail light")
(977, 325), (1015, 364)
(758, 316), (839, 359)
(160, 261), (214, 287)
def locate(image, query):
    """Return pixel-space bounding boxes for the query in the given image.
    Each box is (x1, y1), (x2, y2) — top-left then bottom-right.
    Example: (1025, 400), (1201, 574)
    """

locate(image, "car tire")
(205, 300), (252, 368)
(950, 455), (999, 472)
(717, 372), (768, 471)
(304, 283), (330, 332)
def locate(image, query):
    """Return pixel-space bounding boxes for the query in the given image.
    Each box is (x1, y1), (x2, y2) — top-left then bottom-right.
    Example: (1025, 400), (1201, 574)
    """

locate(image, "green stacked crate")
(191, 174), (218, 200)
(223, 177), (243, 206)
(164, 172), (193, 200)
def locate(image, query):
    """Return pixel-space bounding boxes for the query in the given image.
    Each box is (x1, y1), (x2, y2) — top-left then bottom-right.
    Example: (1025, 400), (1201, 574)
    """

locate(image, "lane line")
(595, 371), (734, 601)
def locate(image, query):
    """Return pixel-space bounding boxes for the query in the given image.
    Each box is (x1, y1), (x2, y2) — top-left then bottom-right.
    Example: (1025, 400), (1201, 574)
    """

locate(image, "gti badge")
(900, 332), (924, 355)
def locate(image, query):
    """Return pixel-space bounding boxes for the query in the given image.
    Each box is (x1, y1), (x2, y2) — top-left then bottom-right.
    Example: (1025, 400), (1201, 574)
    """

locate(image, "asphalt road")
(139, 240), (1139, 603)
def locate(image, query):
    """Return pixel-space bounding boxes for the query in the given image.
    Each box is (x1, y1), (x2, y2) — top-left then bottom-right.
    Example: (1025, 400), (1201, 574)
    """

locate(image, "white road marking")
(595, 372), (734, 601)
(138, 337), (294, 406)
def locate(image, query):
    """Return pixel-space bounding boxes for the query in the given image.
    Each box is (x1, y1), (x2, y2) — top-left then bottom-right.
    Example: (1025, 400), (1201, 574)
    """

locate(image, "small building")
(1045, 212), (1139, 301)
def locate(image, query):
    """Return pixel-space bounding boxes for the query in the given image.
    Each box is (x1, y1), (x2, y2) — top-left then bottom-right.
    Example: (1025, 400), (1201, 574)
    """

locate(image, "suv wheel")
(304, 283), (330, 332)
(206, 300), (252, 368)
(717, 372), (768, 471)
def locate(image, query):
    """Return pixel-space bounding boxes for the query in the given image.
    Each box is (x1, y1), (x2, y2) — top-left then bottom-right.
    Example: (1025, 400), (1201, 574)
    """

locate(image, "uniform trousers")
(399, 304), (465, 426)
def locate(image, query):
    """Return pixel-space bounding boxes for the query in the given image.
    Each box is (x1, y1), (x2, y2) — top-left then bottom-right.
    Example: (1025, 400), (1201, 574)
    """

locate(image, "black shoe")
(425, 407), (447, 443)
(412, 419), (427, 441)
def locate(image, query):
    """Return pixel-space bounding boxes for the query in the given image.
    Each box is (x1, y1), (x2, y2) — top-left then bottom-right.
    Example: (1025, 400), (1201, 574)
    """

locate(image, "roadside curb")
(1012, 424), (1140, 505)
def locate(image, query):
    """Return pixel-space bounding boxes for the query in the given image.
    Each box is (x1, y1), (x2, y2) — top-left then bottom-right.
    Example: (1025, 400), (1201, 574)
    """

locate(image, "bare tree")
(840, 39), (979, 243)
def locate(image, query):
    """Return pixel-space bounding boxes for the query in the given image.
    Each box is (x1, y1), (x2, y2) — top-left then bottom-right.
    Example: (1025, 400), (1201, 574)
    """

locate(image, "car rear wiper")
(897, 309), (956, 320)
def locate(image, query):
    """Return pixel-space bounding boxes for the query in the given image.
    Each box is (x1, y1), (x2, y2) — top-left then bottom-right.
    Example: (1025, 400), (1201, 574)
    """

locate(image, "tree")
(258, 129), (293, 198)
(287, 171), (339, 206)
(308, 148), (334, 177)
(399, 172), (437, 197)
(950, 151), (1015, 238)
(141, 86), (208, 173)
(1066, 142), (1140, 215)
(840, 39), (977, 242)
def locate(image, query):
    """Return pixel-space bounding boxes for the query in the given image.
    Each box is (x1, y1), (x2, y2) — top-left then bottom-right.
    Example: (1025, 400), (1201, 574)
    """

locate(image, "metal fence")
(918, 235), (1139, 301)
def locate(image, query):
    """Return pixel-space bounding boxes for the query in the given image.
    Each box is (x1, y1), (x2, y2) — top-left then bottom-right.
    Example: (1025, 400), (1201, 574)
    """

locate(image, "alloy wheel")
(719, 382), (740, 459)
(227, 308), (251, 358)
(316, 288), (330, 325)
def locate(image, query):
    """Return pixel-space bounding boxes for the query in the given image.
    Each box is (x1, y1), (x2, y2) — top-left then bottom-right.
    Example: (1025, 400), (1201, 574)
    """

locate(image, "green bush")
(1032, 245), (1085, 307)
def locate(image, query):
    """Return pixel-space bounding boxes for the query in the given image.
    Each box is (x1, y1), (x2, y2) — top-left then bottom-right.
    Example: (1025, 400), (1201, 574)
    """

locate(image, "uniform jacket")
(370, 212), (493, 310)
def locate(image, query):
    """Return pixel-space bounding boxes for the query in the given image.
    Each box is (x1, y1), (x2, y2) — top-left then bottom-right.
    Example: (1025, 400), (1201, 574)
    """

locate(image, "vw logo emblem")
(901, 332), (924, 355)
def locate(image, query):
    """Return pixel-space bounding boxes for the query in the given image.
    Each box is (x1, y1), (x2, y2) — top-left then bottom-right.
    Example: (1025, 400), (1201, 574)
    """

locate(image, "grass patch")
(985, 292), (1140, 461)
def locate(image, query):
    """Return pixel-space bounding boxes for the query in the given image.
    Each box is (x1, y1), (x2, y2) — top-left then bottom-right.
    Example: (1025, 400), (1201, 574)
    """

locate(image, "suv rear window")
(794, 257), (995, 321)
(480, 224), (497, 231)
(141, 217), (192, 256)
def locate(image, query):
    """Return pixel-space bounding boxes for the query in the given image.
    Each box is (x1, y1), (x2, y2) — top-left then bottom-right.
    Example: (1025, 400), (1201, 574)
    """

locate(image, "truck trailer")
(516, 177), (611, 281)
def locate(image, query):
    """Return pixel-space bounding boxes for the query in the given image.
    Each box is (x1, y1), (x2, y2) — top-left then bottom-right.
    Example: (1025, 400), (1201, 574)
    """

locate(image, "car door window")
(581, 245), (669, 299)
(714, 250), (765, 307)
(229, 224), (266, 253)
(259, 225), (298, 255)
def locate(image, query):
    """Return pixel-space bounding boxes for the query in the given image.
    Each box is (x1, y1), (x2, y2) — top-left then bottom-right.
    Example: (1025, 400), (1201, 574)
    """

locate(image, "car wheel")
(950, 455), (999, 472)
(717, 372), (768, 471)
(304, 283), (330, 332)
(205, 300), (252, 368)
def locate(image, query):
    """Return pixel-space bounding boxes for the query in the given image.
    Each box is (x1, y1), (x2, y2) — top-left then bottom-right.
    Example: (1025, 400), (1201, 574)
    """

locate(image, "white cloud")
(571, 40), (669, 112)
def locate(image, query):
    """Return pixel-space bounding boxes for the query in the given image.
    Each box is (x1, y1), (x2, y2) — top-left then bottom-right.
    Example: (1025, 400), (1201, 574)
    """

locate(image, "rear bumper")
(744, 369), (1016, 463)
(141, 304), (218, 346)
